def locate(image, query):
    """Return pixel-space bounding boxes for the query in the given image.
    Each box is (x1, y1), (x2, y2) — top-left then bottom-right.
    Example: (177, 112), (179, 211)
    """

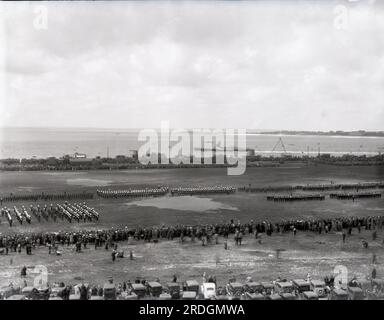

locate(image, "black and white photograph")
(0, 0), (384, 310)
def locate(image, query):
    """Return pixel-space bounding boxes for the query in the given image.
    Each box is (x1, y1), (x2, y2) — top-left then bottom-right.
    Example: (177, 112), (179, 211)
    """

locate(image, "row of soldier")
(239, 181), (384, 193)
(0, 202), (99, 226)
(0, 192), (94, 205)
(97, 187), (169, 198)
(170, 185), (236, 196)
(330, 192), (382, 200)
(1, 215), (383, 252)
(266, 194), (325, 202)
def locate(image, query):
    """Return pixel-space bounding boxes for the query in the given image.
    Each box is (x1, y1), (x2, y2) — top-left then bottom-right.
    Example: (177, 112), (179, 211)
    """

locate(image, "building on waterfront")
(74, 152), (87, 159)
(127, 150), (138, 160)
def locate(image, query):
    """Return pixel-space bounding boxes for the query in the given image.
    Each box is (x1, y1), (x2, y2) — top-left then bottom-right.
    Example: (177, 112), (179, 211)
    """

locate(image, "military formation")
(0, 202), (99, 226)
(330, 192), (382, 200)
(239, 181), (384, 193)
(0, 192), (94, 204)
(170, 185), (236, 196)
(267, 194), (325, 202)
(96, 187), (169, 198)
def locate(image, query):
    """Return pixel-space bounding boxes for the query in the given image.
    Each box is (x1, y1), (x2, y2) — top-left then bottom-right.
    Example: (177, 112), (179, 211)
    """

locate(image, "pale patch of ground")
(126, 196), (239, 212)
(66, 178), (113, 187)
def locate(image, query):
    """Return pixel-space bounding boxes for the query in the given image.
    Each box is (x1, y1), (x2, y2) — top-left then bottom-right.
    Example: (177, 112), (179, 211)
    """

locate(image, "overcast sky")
(1, 1), (383, 131)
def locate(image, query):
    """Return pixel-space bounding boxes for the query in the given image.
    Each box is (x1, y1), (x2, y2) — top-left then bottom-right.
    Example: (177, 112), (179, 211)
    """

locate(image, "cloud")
(1, 1), (383, 130)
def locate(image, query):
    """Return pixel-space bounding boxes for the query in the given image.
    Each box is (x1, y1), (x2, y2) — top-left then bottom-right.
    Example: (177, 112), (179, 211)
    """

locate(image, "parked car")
(347, 286), (365, 300)
(166, 282), (181, 299)
(301, 291), (319, 300)
(275, 281), (296, 300)
(243, 281), (263, 294)
(49, 286), (66, 299)
(310, 280), (327, 298)
(22, 286), (49, 300)
(201, 282), (216, 300)
(147, 282), (162, 297)
(267, 293), (283, 300)
(103, 282), (117, 300)
(131, 283), (146, 298)
(261, 282), (274, 296)
(292, 279), (311, 294)
(0, 286), (20, 300)
(68, 284), (81, 300)
(245, 292), (265, 300)
(329, 288), (348, 300)
(184, 280), (199, 295)
(226, 282), (244, 300)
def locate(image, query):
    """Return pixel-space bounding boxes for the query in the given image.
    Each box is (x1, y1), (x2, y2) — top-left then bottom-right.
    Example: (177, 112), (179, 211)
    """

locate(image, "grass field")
(1, 164), (384, 287)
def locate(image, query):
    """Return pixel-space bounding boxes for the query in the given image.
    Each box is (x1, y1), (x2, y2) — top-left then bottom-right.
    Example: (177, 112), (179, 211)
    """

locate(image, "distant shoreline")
(1, 127), (384, 138)
(256, 131), (384, 138)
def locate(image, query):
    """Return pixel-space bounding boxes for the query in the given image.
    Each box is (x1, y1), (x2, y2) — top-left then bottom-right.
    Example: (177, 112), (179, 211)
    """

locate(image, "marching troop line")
(239, 181), (384, 193)
(267, 194), (325, 202)
(0, 202), (99, 227)
(96, 187), (169, 199)
(2, 182), (384, 205)
(0, 192), (94, 204)
(330, 192), (382, 200)
(96, 185), (236, 198)
(170, 186), (237, 196)
(266, 191), (382, 202)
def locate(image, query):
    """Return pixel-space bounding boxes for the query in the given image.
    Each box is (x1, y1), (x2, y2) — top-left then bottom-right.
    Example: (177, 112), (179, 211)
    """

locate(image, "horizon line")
(1, 126), (383, 132)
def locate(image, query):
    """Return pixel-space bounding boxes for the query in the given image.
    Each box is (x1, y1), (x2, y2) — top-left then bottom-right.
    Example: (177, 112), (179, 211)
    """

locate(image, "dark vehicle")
(166, 283), (181, 299)
(371, 279), (384, 300)
(243, 281), (263, 294)
(147, 282), (163, 297)
(275, 281), (296, 300)
(0, 286), (20, 300)
(280, 292), (298, 300)
(310, 280), (327, 298)
(103, 283), (117, 300)
(372, 279), (384, 291)
(292, 279), (311, 294)
(329, 288), (348, 300)
(49, 286), (66, 299)
(226, 282), (244, 300)
(261, 282), (274, 296)
(21, 286), (50, 300)
(274, 281), (294, 294)
(215, 287), (229, 300)
(131, 283), (146, 299)
(347, 286), (365, 300)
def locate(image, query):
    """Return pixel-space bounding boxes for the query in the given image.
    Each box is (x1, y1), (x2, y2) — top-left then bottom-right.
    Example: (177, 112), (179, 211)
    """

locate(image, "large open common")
(1, 164), (384, 286)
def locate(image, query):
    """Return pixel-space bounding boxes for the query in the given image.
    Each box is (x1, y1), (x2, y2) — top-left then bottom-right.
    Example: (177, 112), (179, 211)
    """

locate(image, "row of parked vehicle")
(1, 277), (384, 300)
